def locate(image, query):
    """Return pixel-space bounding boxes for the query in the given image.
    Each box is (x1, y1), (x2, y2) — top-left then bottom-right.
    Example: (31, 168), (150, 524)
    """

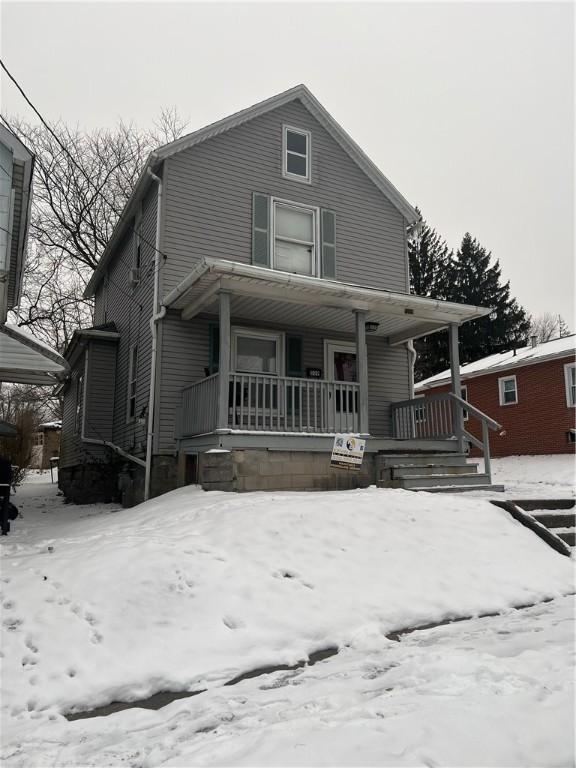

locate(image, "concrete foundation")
(59, 463), (121, 505)
(198, 449), (375, 492)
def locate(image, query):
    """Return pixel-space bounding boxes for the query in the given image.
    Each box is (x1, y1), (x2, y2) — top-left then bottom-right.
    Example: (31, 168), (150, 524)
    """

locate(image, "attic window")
(283, 126), (311, 183)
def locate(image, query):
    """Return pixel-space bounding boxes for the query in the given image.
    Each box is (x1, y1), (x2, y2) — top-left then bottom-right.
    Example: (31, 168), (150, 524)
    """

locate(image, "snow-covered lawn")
(1, 472), (574, 767)
(470, 454), (575, 498)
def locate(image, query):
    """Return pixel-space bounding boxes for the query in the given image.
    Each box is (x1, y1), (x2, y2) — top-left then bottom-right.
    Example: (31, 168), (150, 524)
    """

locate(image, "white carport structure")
(0, 324), (68, 385)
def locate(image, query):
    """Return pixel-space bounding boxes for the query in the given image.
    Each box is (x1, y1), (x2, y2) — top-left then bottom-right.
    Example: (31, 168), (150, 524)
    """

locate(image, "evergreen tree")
(408, 211), (455, 380)
(447, 233), (530, 365)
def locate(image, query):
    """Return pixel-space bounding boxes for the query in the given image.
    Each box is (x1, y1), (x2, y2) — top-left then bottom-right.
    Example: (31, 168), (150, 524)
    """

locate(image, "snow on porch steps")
(1, 486), (573, 728)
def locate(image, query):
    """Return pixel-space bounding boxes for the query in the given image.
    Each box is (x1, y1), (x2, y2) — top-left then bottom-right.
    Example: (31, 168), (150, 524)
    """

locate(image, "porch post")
(217, 291), (231, 431)
(449, 322), (465, 452)
(355, 310), (369, 435)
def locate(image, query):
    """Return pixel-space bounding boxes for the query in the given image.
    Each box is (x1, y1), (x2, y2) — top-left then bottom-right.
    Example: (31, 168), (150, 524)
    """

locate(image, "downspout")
(144, 167), (165, 501)
(406, 339), (417, 398)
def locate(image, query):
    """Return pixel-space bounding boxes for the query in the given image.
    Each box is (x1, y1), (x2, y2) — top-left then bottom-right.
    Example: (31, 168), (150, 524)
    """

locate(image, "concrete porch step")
(377, 453), (469, 468)
(410, 484), (506, 493)
(392, 463), (479, 479)
(397, 473), (490, 490)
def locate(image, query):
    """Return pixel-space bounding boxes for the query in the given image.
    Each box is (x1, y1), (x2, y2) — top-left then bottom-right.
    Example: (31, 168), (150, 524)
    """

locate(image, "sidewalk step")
(532, 512), (576, 529)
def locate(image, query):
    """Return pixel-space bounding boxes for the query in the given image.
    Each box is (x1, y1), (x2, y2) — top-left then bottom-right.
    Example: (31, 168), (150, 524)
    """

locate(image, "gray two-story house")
(59, 85), (501, 504)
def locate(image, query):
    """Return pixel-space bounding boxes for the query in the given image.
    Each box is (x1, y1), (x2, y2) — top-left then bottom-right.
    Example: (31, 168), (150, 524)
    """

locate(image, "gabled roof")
(416, 334), (576, 390)
(85, 85), (418, 298)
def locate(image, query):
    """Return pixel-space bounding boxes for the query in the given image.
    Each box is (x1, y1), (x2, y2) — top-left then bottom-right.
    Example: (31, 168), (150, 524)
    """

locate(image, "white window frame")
(498, 375), (518, 406)
(127, 344), (138, 422)
(564, 362), (576, 407)
(271, 197), (319, 277)
(231, 327), (285, 376)
(74, 371), (84, 435)
(282, 125), (311, 183)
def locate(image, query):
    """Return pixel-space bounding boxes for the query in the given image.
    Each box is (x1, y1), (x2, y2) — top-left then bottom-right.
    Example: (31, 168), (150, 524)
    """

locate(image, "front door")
(324, 341), (359, 432)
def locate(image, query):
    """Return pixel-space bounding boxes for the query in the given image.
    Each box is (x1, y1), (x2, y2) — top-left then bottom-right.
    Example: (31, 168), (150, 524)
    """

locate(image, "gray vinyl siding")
(6, 161), (24, 308)
(161, 99), (408, 297)
(93, 284), (105, 325)
(59, 350), (106, 468)
(101, 184), (157, 456)
(84, 341), (117, 442)
(158, 314), (410, 452)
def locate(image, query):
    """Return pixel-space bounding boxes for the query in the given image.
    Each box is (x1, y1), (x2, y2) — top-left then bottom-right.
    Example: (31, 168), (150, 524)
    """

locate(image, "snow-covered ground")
(1, 469), (574, 767)
(470, 453), (575, 498)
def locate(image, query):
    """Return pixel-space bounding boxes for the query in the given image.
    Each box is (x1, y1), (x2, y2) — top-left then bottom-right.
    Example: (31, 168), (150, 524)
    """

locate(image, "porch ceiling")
(163, 258), (491, 345)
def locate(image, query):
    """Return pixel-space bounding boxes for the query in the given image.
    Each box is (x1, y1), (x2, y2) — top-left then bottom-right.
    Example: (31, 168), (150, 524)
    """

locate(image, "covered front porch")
(164, 258), (497, 451)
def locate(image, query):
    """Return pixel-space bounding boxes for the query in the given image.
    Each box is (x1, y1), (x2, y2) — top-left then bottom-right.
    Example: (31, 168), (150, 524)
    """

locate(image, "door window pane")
(236, 336), (277, 374)
(333, 351), (357, 382)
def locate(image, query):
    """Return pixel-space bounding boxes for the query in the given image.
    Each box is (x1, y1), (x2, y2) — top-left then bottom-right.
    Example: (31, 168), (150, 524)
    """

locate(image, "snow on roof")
(416, 334), (576, 390)
(38, 421), (62, 430)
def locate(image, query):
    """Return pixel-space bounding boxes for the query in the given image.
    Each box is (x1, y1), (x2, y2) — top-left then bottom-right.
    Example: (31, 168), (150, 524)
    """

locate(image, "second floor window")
(273, 200), (317, 276)
(283, 126), (311, 183)
(127, 344), (138, 420)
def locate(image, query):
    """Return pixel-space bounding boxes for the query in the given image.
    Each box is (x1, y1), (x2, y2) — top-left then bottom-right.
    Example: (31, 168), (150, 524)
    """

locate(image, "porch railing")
(390, 392), (502, 482)
(181, 373), (219, 437)
(180, 373), (359, 436)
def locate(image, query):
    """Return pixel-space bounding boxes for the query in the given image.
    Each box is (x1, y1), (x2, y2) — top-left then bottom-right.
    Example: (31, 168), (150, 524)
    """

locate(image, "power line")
(0, 58), (170, 281)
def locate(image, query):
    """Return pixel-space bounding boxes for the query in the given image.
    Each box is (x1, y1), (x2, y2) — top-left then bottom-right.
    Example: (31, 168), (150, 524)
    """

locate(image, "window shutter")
(208, 324), (220, 375)
(320, 209), (336, 279)
(252, 193), (270, 267)
(286, 335), (303, 377)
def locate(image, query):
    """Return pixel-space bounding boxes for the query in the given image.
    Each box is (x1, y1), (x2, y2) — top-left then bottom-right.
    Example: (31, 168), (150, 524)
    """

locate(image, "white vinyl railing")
(180, 373), (359, 436)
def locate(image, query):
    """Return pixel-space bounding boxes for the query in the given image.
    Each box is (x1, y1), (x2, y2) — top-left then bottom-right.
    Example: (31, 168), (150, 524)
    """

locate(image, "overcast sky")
(2, 1), (574, 327)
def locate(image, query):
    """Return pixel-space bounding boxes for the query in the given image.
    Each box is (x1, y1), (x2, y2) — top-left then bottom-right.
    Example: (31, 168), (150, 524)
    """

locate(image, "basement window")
(498, 375), (518, 406)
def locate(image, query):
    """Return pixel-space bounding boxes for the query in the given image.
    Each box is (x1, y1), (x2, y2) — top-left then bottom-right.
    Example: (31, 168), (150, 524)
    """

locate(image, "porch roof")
(0, 324), (68, 385)
(163, 258), (491, 345)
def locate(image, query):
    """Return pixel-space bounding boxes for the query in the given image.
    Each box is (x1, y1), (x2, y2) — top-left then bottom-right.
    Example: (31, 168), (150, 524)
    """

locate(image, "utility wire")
(0, 58), (170, 282)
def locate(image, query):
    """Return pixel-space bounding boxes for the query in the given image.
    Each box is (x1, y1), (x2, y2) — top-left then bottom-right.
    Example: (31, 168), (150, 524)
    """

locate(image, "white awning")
(163, 258), (491, 345)
(0, 324), (68, 384)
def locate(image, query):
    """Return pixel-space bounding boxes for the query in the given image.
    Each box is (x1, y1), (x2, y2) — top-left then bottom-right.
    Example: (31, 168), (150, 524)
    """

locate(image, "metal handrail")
(448, 393), (502, 432)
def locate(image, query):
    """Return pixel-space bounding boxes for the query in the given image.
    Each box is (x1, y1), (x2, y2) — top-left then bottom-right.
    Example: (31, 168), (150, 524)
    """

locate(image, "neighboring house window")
(564, 363), (576, 407)
(282, 126), (311, 183)
(33, 432), (44, 447)
(231, 328), (283, 375)
(127, 345), (138, 420)
(498, 375), (518, 405)
(272, 199), (317, 276)
(74, 373), (84, 434)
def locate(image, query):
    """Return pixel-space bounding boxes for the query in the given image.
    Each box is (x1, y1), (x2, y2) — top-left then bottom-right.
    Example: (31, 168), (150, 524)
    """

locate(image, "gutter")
(144, 167), (165, 501)
(163, 257), (491, 324)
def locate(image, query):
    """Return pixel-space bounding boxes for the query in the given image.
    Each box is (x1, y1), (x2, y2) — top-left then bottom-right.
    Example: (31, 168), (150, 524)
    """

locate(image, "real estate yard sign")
(330, 434), (366, 470)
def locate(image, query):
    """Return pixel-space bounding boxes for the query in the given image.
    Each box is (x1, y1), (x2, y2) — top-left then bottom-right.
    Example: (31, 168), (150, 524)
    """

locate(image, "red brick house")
(415, 335), (576, 457)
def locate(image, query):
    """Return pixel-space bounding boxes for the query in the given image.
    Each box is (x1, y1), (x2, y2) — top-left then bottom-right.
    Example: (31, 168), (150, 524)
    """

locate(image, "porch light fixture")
(365, 321), (380, 333)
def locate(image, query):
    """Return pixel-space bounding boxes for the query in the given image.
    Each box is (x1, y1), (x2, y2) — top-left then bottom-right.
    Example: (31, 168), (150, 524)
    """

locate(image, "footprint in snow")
(2, 600), (15, 610)
(25, 637), (39, 654)
(222, 615), (244, 630)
